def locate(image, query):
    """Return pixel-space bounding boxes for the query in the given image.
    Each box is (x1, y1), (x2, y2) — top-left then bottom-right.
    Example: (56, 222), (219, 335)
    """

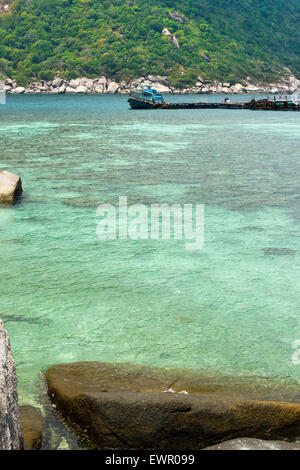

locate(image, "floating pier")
(128, 89), (300, 111)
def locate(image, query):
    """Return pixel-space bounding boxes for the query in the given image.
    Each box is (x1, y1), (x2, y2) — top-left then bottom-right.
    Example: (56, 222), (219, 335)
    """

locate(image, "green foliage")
(0, 0), (299, 85)
(169, 67), (198, 89)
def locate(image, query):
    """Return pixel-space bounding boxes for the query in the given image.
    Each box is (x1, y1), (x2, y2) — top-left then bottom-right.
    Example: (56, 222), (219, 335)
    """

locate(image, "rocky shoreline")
(3, 70), (299, 96)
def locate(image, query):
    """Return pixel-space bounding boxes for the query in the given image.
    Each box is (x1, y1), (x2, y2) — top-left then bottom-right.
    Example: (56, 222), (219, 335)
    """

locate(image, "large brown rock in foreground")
(204, 438), (300, 450)
(0, 170), (23, 203)
(0, 320), (23, 450)
(46, 362), (300, 450)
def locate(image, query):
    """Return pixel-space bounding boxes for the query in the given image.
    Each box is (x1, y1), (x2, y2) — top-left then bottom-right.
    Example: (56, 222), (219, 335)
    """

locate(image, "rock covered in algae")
(20, 405), (44, 450)
(46, 362), (300, 450)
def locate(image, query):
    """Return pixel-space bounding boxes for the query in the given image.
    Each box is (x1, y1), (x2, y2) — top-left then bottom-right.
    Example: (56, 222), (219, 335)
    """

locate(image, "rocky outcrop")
(3, 70), (299, 95)
(0, 3), (10, 13)
(162, 28), (180, 48)
(0, 170), (23, 204)
(0, 320), (23, 450)
(204, 438), (300, 450)
(46, 362), (300, 450)
(106, 81), (119, 94)
(20, 405), (44, 450)
(169, 11), (184, 24)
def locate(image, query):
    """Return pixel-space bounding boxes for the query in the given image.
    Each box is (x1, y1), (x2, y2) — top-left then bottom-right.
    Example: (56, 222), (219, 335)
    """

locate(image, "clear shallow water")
(0, 94), (299, 405)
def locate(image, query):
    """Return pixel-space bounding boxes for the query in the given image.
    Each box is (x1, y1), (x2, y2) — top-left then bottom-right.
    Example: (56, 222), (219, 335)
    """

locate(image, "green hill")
(0, 0), (299, 87)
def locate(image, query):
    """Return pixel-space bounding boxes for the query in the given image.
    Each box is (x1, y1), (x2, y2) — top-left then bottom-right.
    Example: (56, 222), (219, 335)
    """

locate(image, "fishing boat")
(128, 88), (244, 109)
(128, 88), (165, 109)
(128, 89), (300, 111)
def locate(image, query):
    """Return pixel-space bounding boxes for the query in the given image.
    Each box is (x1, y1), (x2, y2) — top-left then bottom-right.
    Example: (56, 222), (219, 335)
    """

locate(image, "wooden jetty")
(248, 98), (300, 111)
(148, 101), (245, 110)
(128, 89), (300, 111)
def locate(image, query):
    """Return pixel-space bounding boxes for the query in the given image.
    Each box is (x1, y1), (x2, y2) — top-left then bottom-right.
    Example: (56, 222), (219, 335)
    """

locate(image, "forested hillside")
(0, 0), (299, 87)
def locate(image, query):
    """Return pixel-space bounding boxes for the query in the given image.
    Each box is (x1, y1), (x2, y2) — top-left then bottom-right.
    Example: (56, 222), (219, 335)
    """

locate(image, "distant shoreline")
(3, 71), (299, 97)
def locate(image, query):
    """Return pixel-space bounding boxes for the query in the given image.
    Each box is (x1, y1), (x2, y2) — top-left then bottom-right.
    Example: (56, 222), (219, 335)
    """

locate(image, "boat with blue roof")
(128, 88), (165, 109)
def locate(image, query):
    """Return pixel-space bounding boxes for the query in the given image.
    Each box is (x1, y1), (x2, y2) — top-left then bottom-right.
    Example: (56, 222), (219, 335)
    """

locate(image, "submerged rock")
(0, 319), (23, 450)
(20, 405), (44, 450)
(0, 170), (23, 204)
(46, 362), (300, 450)
(204, 438), (300, 450)
(263, 247), (296, 256)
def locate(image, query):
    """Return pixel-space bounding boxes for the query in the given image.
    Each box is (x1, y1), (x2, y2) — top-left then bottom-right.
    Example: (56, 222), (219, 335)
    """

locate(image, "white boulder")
(107, 81), (119, 94)
(52, 78), (63, 88)
(75, 85), (88, 94)
(14, 87), (25, 94)
(69, 79), (81, 89)
(65, 87), (76, 93)
(0, 170), (23, 204)
(94, 84), (105, 93)
(231, 83), (246, 93)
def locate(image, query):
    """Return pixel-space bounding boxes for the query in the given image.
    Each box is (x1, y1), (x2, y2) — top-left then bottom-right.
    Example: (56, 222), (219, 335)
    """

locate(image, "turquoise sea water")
(0, 94), (299, 406)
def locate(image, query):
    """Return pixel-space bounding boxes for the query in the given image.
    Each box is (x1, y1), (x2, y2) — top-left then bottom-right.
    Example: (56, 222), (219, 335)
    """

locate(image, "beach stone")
(201, 87), (212, 94)
(69, 79), (81, 89)
(20, 405), (44, 450)
(204, 438), (300, 450)
(52, 78), (63, 88)
(65, 87), (76, 94)
(154, 83), (170, 93)
(14, 87), (25, 94)
(94, 84), (105, 93)
(96, 76), (107, 86)
(46, 362), (300, 450)
(75, 85), (88, 94)
(107, 81), (119, 94)
(0, 320), (23, 450)
(79, 78), (94, 90)
(37, 86), (48, 92)
(231, 83), (246, 93)
(0, 170), (23, 204)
